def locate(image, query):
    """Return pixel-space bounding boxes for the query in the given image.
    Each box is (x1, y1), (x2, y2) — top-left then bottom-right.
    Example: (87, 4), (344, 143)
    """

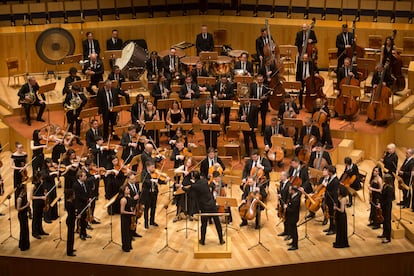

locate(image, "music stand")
(113, 125), (129, 137)
(283, 118), (303, 137)
(298, 216), (316, 245)
(51, 195), (65, 248)
(234, 76), (253, 85)
(38, 82), (57, 125)
(104, 50), (122, 61)
(176, 190), (196, 238)
(145, 121), (165, 131)
(282, 81), (302, 97)
(157, 99), (174, 111)
(103, 193), (121, 250)
(98, 80), (118, 90)
(229, 121), (251, 132)
(181, 99), (202, 127)
(247, 200), (269, 252)
(121, 81), (142, 91)
(170, 123), (193, 132)
(271, 136), (295, 152)
(216, 196), (239, 231)
(339, 85), (361, 131)
(199, 51), (218, 62)
(78, 107), (99, 121)
(222, 175), (242, 198)
(197, 76), (216, 87)
(308, 167), (324, 185)
(158, 198), (179, 254)
(71, 79), (91, 89)
(348, 191), (365, 241)
(239, 98), (261, 108)
(356, 58), (376, 80)
(62, 54), (83, 65)
(1, 190), (18, 244)
(215, 100), (233, 109)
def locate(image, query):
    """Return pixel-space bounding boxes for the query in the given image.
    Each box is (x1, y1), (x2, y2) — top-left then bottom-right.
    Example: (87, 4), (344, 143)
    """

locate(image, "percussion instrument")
(115, 42), (147, 81)
(228, 49), (249, 59)
(212, 56), (232, 76)
(180, 56), (199, 73)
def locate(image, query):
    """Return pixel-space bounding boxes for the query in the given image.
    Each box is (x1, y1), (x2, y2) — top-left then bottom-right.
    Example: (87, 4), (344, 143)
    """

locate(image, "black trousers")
(321, 123), (333, 147)
(203, 130), (218, 149)
(222, 107), (230, 128)
(23, 101), (45, 122)
(66, 220), (75, 254)
(79, 211), (87, 236)
(67, 110), (82, 136)
(183, 108), (195, 123)
(118, 89), (130, 104)
(200, 215), (223, 243)
(382, 204), (392, 240)
(144, 192), (158, 226)
(258, 105), (268, 133)
(32, 199), (44, 236)
(242, 129), (258, 156)
(287, 219), (298, 247)
(102, 111), (117, 139)
(403, 188), (411, 208)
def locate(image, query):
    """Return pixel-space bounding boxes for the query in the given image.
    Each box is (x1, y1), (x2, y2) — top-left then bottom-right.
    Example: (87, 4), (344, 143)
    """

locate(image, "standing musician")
(96, 79), (120, 140)
(126, 173), (143, 239)
(397, 148), (414, 209)
(312, 98), (333, 149)
(104, 156), (126, 214)
(16, 184), (30, 251)
(256, 27), (273, 66)
(239, 98), (259, 157)
(179, 75), (200, 123)
(294, 23), (317, 58)
(198, 97), (220, 150)
(288, 157), (311, 193)
(90, 136), (117, 170)
(131, 94), (146, 126)
(285, 185), (301, 251)
(30, 129), (47, 174)
(31, 172), (49, 239)
(333, 185), (350, 248)
(84, 159), (100, 225)
(48, 125), (69, 164)
(324, 165), (340, 236)
(381, 36), (398, 66)
(295, 117), (320, 152)
(151, 74), (170, 119)
(11, 142), (28, 207)
(146, 51), (164, 81)
(234, 52), (254, 76)
(174, 157), (197, 222)
(304, 166), (330, 222)
(276, 171), (292, 239)
(43, 158), (59, 222)
(196, 25), (214, 55)
(120, 125), (141, 165)
(295, 53), (319, 110)
(367, 166), (383, 230)
(139, 101), (160, 147)
(183, 171), (225, 245)
(336, 57), (359, 91)
(61, 149), (80, 192)
(239, 176), (267, 229)
(200, 147), (225, 180)
(379, 174), (395, 244)
(73, 170), (92, 240)
(380, 143), (398, 183)
(82, 53), (104, 96)
(242, 150), (272, 183)
(64, 85), (87, 145)
(191, 61), (209, 83)
(141, 143), (165, 172)
(336, 24), (354, 69)
(213, 75), (234, 129)
(120, 184), (135, 252)
(339, 157), (361, 207)
(308, 142), (332, 169)
(278, 93), (299, 120)
(82, 31), (101, 60)
(211, 171), (232, 223)
(107, 65), (130, 104)
(106, 29), (123, 69)
(250, 74), (270, 136)
(163, 47), (183, 86)
(65, 189), (76, 256)
(18, 76), (46, 126)
(62, 67), (81, 96)
(85, 119), (103, 150)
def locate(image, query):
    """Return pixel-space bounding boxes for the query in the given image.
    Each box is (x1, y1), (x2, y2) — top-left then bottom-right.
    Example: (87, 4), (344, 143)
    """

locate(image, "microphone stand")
(248, 204), (269, 251)
(395, 187), (413, 228)
(176, 191), (196, 238)
(157, 199), (178, 254)
(298, 216), (315, 245)
(102, 202), (121, 250)
(348, 193), (365, 241)
(1, 195), (18, 244)
(53, 197), (65, 248)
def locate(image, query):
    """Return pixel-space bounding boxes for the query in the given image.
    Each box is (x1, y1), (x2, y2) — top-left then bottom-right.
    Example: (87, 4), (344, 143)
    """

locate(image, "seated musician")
(276, 171), (291, 239)
(191, 61), (209, 83)
(278, 93), (299, 120)
(18, 76), (46, 126)
(239, 98), (258, 157)
(82, 53), (104, 96)
(166, 101), (185, 138)
(258, 57), (277, 85)
(64, 85), (87, 145)
(200, 147), (225, 180)
(312, 98), (333, 149)
(198, 97), (220, 150)
(308, 142), (332, 169)
(63, 67), (81, 95)
(146, 50), (164, 81)
(107, 65), (130, 104)
(288, 157), (311, 193)
(340, 157), (361, 207)
(295, 117), (320, 154)
(85, 119), (103, 150)
(151, 74), (170, 119)
(264, 117), (286, 167)
(179, 75), (200, 124)
(250, 74), (270, 136)
(211, 171), (232, 223)
(239, 176), (267, 229)
(304, 166), (330, 221)
(336, 57), (359, 91)
(163, 47), (183, 86)
(242, 149), (272, 184)
(371, 63), (393, 89)
(234, 52), (254, 76)
(139, 101), (160, 147)
(213, 75), (234, 129)
(120, 125), (142, 167)
(295, 53), (319, 110)
(131, 94), (145, 126)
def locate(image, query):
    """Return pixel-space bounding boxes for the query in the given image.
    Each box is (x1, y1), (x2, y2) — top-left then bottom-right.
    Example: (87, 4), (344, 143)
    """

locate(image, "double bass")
(304, 72), (325, 113)
(366, 62), (392, 123)
(300, 18), (318, 62)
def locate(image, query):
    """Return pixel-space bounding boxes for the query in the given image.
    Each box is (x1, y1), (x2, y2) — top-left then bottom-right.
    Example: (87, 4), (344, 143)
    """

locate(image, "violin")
(208, 163), (223, 184)
(90, 166), (107, 176)
(151, 169), (169, 183)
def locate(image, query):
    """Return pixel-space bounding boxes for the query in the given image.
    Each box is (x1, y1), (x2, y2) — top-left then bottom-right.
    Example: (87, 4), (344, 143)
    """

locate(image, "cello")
(239, 181), (267, 221)
(312, 98), (328, 137)
(366, 62), (392, 123)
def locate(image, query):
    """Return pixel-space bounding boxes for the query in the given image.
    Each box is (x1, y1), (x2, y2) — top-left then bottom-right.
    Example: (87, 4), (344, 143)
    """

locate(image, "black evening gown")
(18, 195), (30, 251)
(121, 196), (133, 251)
(333, 199), (349, 248)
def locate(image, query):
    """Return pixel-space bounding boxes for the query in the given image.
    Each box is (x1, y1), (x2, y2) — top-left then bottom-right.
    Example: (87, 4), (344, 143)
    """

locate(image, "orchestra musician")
(264, 117), (286, 167)
(211, 171), (232, 223)
(120, 125), (141, 165)
(42, 158), (59, 223)
(296, 117), (320, 152)
(146, 51), (164, 81)
(340, 157), (361, 207)
(239, 176), (267, 229)
(256, 27), (273, 66)
(31, 172), (48, 239)
(196, 25), (214, 55)
(239, 98), (259, 157)
(141, 143), (165, 171)
(367, 166), (383, 230)
(179, 75), (200, 124)
(96, 79), (120, 140)
(61, 149), (80, 192)
(288, 157), (311, 193)
(276, 171), (291, 239)
(174, 157), (197, 222)
(397, 148), (414, 209)
(104, 155), (126, 214)
(191, 61), (209, 83)
(336, 57), (359, 91)
(106, 29), (123, 69)
(170, 139), (190, 185)
(200, 147), (225, 180)
(250, 74), (270, 136)
(18, 76), (46, 126)
(295, 53), (319, 110)
(73, 170), (92, 240)
(11, 142), (28, 207)
(324, 165), (340, 236)
(166, 100), (185, 138)
(379, 174), (395, 244)
(107, 65), (130, 104)
(333, 185), (350, 248)
(30, 129), (47, 174)
(85, 119), (103, 150)
(278, 93), (299, 120)
(285, 185), (301, 251)
(82, 53), (104, 95)
(371, 63), (393, 89)
(126, 173), (143, 240)
(62, 67), (81, 96)
(64, 85), (87, 145)
(16, 184), (30, 251)
(65, 189), (76, 256)
(242, 149), (272, 183)
(380, 143), (398, 183)
(49, 125), (68, 164)
(234, 52), (254, 76)
(163, 47), (183, 85)
(336, 24), (354, 69)
(131, 94), (146, 127)
(139, 101), (160, 147)
(84, 159), (100, 225)
(308, 142), (332, 169)
(151, 74), (170, 119)
(120, 184), (135, 252)
(198, 97), (220, 150)
(295, 23), (317, 57)
(381, 36), (397, 66)
(82, 31), (101, 60)
(90, 136), (117, 170)
(312, 98), (333, 149)
(183, 171), (225, 245)
(304, 166), (329, 221)
(213, 75), (234, 129)
(258, 57), (277, 85)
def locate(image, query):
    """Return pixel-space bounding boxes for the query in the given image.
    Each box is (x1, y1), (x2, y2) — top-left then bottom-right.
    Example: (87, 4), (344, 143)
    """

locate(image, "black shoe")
(305, 213), (315, 219)
(219, 239), (225, 245)
(76, 139), (84, 146)
(326, 230), (335, 235)
(0, 213), (4, 216)
(32, 235), (41, 239)
(288, 246), (298, 251)
(150, 222), (159, 227)
(323, 228), (329, 232)
(277, 232), (287, 236)
(346, 203), (352, 208)
(367, 222), (374, 227)
(40, 232), (49, 236)
(284, 235), (292, 241)
(44, 220), (52, 224)
(67, 253), (76, 257)
(397, 202), (404, 206)
(199, 240), (205, 245)
(86, 234), (92, 239)
(80, 235), (86, 240)
(382, 239), (391, 244)
(36, 118), (45, 122)
(91, 220), (100, 224)
(240, 221), (248, 227)
(372, 225), (381, 230)
(27, 121), (31, 126)
(322, 219), (328, 226)
(86, 225), (94, 230)
(144, 225), (149, 229)
(377, 235), (385, 238)
(133, 232), (142, 238)
(122, 248), (130, 252)
(287, 242), (293, 246)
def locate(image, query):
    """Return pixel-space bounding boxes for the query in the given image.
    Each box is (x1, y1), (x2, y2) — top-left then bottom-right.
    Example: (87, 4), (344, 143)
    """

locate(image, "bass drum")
(115, 42), (147, 81)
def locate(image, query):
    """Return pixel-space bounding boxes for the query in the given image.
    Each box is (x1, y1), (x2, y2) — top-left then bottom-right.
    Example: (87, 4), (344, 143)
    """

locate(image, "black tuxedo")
(250, 83), (270, 133)
(238, 103), (258, 155)
(200, 157), (226, 180)
(146, 57), (164, 81)
(85, 127), (103, 149)
(288, 165), (311, 193)
(383, 152), (398, 175)
(278, 101), (299, 119)
(191, 68), (209, 83)
(263, 124), (286, 147)
(163, 55), (182, 84)
(18, 82), (46, 124)
(242, 157), (272, 180)
(107, 72), (130, 104)
(106, 37), (123, 50)
(151, 81), (170, 106)
(279, 179), (291, 234)
(336, 66), (359, 90)
(96, 87), (120, 139)
(255, 35), (273, 60)
(198, 103), (220, 149)
(140, 170), (158, 227)
(295, 30), (317, 54)
(196, 32), (214, 55)
(64, 92), (87, 136)
(120, 132), (140, 163)
(63, 75), (81, 95)
(296, 59), (318, 108)
(325, 176), (340, 231)
(131, 102), (145, 125)
(297, 125), (321, 146)
(179, 83), (200, 123)
(82, 39), (101, 60)
(73, 179), (89, 236)
(336, 31), (354, 68)
(286, 190), (301, 248)
(308, 151), (332, 168)
(234, 60), (254, 76)
(399, 157), (414, 208)
(82, 59), (104, 93)
(214, 80), (234, 127)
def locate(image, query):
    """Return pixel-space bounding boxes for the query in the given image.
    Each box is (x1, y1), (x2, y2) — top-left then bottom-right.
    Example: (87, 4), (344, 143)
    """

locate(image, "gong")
(36, 28), (75, 65)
